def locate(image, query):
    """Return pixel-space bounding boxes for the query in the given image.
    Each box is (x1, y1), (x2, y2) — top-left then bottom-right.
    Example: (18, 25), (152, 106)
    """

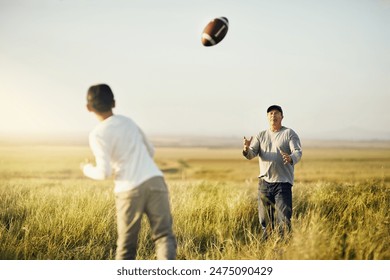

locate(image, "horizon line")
(1, 135), (390, 149)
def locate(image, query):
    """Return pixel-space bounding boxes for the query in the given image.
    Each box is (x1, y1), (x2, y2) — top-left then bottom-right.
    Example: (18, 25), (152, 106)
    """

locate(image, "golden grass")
(0, 145), (389, 259)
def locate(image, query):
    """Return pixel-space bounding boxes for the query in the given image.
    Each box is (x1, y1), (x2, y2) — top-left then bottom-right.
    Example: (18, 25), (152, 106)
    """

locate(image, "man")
(243, 105), (302, 240)
(81, 84), (176, 259)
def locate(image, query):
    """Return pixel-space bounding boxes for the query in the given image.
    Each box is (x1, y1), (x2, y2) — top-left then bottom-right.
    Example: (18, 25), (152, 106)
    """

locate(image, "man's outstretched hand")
(243, 136), (253, 152)
(280, 151), (292, 165)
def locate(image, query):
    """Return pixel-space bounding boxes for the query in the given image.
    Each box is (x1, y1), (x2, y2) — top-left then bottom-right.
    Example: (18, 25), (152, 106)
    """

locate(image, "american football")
(201, 17), (229, 47)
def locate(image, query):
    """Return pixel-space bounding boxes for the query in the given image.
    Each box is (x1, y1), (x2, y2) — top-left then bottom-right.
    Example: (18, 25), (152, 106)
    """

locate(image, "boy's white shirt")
(83, 114), (163, 193)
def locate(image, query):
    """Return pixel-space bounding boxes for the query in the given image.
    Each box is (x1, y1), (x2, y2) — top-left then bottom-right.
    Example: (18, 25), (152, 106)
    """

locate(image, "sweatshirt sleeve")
(83, 132), (112, 180)
(289, 130), (302, 165)
(243, 134), (260, 160)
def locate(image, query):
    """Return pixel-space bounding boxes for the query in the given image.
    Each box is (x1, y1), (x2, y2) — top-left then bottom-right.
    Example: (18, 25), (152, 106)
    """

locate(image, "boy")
(82, 84), (176, 259)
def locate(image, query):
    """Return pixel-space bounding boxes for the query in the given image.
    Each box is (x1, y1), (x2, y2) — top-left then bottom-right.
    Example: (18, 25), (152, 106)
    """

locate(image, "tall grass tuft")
(0, 179), (116, 259)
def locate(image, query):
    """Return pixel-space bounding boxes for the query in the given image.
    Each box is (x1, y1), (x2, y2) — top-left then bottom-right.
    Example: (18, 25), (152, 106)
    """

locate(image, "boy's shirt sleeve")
(83, 132), (112, 180)
(139, 127), (154, 157)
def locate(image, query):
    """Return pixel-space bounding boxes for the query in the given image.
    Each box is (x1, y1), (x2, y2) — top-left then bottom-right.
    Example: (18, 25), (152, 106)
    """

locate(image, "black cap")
(267, 105), (283, 116)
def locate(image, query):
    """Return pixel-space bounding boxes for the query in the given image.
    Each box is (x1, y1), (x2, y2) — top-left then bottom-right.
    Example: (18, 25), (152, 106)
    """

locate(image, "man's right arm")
(242, 134), (260, 160)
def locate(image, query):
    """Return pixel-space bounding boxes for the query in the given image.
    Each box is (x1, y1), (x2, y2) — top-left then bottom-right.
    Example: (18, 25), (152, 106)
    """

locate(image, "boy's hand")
(80, 158), (91, 171)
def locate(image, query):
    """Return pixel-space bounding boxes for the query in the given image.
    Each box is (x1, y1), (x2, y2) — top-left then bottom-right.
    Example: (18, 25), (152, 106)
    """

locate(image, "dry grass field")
(0, 144), (389, 259)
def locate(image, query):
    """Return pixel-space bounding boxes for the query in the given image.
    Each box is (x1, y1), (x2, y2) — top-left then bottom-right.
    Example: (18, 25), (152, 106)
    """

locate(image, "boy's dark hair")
(87, 84), (115, 113)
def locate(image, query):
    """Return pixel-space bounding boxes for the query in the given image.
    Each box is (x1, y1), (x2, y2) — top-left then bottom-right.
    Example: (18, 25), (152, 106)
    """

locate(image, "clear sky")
(1, 0), (389, 141)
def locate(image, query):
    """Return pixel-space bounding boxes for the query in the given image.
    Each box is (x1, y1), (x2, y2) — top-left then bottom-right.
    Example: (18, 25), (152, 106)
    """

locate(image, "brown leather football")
(201, 17), (229, 47)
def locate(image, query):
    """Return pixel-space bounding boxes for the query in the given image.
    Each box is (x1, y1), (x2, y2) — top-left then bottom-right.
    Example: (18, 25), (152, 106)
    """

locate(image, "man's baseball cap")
(267, 105), (283, 115)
